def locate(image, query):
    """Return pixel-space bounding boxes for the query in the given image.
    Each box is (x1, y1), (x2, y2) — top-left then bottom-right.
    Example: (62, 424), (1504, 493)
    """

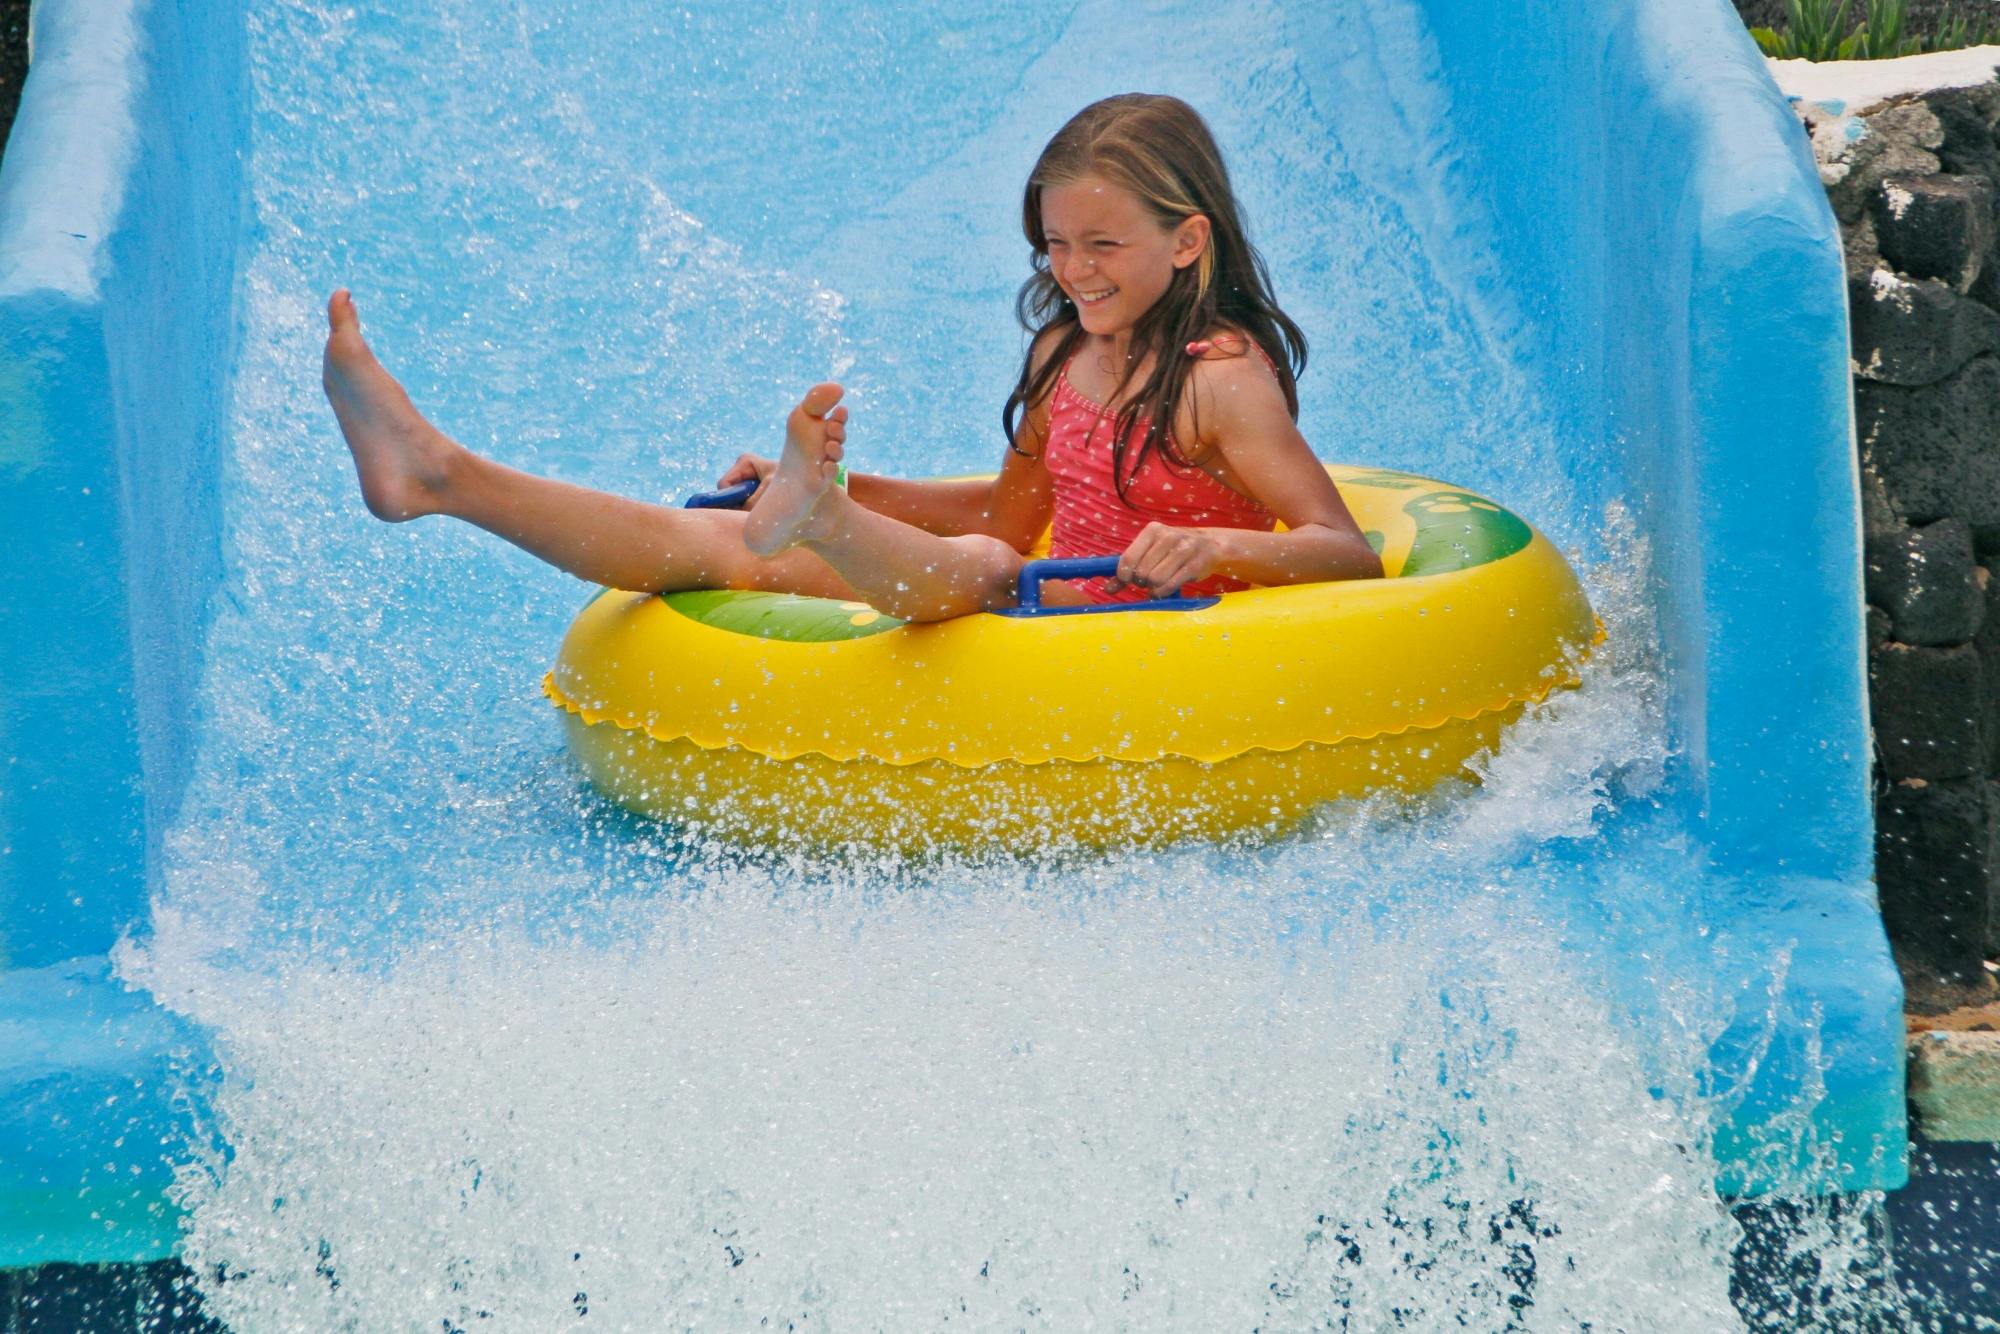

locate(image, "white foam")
(116, 500), (1773, 1330)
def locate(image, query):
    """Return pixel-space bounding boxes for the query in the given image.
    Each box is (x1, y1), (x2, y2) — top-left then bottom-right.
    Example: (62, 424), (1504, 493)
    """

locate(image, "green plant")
(1852, 0), (1925, 57)
(1930, 3), (2000, 50)
(1750, 0), (1994, 58)
(1752, 0), (1862, 60)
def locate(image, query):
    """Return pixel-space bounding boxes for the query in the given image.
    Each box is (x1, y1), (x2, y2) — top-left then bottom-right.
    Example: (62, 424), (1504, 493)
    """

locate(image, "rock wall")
(1807, 82), (2000, 988)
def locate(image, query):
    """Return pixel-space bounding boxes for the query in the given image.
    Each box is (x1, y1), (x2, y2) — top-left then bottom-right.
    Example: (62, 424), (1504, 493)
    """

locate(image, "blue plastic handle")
(1001, 556), (1218, 617)
(682, 478), (759, 510)
(1016, 556), (1119, 608)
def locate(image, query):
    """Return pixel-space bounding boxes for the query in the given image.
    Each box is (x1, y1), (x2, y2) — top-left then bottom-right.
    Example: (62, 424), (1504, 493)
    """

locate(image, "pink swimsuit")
(1043, 354), (1277, 604)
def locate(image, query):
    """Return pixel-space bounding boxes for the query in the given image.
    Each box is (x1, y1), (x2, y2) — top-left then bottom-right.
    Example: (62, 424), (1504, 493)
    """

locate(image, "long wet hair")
(1001, 94), (1307, 498)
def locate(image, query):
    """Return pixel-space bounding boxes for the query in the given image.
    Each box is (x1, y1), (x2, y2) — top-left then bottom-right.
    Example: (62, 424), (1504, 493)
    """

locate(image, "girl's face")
(1040, 175), (1210, 338)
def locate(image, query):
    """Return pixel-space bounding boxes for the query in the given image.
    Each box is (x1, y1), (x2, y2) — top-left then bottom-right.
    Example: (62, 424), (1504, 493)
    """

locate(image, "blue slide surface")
(0, 0), (1899, 1274)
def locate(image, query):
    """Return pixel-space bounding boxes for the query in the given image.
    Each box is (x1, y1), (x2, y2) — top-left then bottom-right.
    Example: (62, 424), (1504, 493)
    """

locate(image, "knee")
(961, 535), (1025, 604)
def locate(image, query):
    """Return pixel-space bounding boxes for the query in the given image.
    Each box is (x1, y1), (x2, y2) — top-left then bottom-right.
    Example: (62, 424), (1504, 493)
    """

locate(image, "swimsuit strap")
(1185, 333), (1280, 375)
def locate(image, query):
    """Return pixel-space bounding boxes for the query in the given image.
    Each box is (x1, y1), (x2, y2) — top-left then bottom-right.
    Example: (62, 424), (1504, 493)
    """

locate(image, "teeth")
(1078, 288), (1114, 301)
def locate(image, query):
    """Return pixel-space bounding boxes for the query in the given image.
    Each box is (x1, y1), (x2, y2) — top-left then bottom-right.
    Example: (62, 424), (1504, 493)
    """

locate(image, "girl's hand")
(717, 453), (776, 507)
(1113, 523), (1222, 597)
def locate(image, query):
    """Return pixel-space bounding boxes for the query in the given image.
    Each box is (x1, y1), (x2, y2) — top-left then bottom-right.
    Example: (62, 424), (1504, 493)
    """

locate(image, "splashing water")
(124, 518), (1762, 1330)
(112, 1), (1922, 1328)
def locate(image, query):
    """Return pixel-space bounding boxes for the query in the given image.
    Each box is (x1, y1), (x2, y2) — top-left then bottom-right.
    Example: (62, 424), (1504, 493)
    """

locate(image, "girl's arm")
(717, 332), (1066, 553)
(1111, 351), (1383, 596)
(717, 437), (1053, 552)
(844, 450), (1053, 551)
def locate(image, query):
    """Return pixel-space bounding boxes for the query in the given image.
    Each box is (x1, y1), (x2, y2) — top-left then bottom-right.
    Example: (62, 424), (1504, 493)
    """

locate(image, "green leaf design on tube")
(662, 589), (907, 642)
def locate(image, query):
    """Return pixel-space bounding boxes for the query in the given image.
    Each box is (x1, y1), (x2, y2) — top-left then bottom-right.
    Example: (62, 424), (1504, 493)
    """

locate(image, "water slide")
(0, 0), (1904, 1323)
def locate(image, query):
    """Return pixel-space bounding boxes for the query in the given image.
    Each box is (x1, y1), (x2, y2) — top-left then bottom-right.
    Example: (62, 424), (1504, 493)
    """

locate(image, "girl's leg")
(320, 290), (855, 598)
(744, 389), (1024, 622)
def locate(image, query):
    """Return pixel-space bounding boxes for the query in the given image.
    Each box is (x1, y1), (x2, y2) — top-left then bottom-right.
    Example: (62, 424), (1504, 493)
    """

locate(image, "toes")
(328, 289), (359, 333)
(800, 382), (844, 418)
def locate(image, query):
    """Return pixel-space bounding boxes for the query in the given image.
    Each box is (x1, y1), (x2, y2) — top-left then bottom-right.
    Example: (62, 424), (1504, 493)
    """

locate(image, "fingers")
(1115, 525), (1178, 593)
(718, 453), (769, 487)
(1114, 524), (1217, 597)
(1148, 553), (1205, 595)
(1112, 527), (1153, 591)
(1132, 558), (1190, 596)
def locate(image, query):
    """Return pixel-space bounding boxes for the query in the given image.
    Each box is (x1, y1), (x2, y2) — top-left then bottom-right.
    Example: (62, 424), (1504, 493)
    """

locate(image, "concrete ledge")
(1908, 1011), (2000, 1139)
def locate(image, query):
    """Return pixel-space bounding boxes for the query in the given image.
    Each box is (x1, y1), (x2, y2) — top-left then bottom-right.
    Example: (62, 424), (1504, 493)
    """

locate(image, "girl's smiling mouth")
(1074, 285), (1117, 304)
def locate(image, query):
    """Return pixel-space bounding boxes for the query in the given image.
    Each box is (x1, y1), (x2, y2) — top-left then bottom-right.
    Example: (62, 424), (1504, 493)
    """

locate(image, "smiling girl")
(323, 94), (1382, 619)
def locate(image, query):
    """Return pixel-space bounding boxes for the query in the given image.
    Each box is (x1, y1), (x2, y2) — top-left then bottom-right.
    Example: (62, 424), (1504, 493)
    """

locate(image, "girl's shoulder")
(1012, 322), (1080, 455)
(1028, 321), (1079, 379)
(1184, 327), (1282, 401)
(1180, 328), (1289, 450)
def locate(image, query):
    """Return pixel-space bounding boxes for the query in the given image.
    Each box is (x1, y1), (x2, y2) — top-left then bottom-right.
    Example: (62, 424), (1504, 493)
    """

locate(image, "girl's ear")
(1171, 214), (1212, 270)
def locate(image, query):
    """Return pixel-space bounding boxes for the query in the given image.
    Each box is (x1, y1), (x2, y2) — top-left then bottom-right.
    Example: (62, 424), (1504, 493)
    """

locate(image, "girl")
(322, 94), (1382, 620)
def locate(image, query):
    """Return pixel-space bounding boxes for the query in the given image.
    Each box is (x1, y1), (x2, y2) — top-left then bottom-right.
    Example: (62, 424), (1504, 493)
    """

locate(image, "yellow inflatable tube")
(544, 465), (1597, 851)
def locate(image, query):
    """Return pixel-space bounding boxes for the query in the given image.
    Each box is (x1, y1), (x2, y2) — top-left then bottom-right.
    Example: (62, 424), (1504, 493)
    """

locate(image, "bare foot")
(741, 382), (850, 557)
(321, 290), (460, 521)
